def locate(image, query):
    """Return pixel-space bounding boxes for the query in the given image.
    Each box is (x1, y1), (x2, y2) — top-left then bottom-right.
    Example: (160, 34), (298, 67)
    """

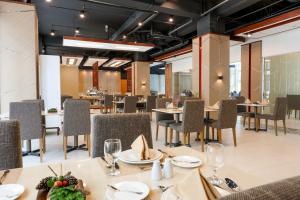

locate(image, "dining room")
(2, 0), (300, 200)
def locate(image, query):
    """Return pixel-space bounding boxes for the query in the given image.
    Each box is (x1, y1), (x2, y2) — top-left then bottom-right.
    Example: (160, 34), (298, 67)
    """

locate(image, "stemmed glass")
(206, 143), (225, 186)
(104, 139), (122, 176)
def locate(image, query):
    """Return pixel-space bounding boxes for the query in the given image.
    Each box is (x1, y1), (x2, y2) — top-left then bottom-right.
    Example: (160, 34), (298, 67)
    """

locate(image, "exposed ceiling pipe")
(150, 40), (189, 57)
(127, 11), (159, 36)
(200, 0), (230, 17)
(151, 33), (182, 41)
(168, 18), (193, 35)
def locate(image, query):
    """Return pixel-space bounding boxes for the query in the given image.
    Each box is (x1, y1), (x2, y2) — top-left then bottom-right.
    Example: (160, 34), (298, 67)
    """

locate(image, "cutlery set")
(101, 156), (120, 170)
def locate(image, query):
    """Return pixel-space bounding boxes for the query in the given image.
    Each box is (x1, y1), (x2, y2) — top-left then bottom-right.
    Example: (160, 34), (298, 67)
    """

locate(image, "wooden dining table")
(0, 146), (264, 200)
(112, 100), (147, 112)
(152, 107), (219, 146)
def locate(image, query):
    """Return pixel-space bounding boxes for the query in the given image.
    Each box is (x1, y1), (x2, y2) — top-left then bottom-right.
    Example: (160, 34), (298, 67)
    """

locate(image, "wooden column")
(92, 61), (99, 89)
(192, 37), (202, 98)
(241, 41), (262, 101)
(165, 63), (172, 98)
(131, 61), (150, 96)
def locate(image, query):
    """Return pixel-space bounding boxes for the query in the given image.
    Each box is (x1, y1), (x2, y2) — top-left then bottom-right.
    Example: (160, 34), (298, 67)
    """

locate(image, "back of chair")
(178, 96), (200, 107)
(114, 95), (126, 101)
(92, 113), (152, 157)
(234, 96), (246, 113)
(146, 96), (157, 112)
(63, 99), (90, 136)
(23, 99), (45, 111)
(156, 98), (174, 123)
(274, 97), (287, 120)
(216, 99), (237, 129)
(124, 96), (138, 113)
(0, 120), (23, 170)
(9, 102), (43, 140)
(61, 95), (73, 110)
(104, 95), (113, 107)
(135, 95), (144, 100)
(286, 95), (300, 110)
(182, 100), (205, 133)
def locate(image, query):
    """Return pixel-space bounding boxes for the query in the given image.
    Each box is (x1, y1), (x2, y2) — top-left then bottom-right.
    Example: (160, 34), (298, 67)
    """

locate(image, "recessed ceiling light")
(103, 59), (131, 68)
(79, 10), (85, 18)
(169, 16), (174, 22)
(123, 35), (127, 39)
(138, 22), (143, 26)
(50, 29), (55, 36)
(75, 27), (80, 34)
(45, 0), (52, 2)
(67, 58), (76, 65)
(246, 33), (252, 38)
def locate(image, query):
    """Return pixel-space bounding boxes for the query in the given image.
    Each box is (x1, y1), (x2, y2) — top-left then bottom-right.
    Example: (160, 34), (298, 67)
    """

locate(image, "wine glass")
(104, 139), (122, 176)
(206, 143), (225, 186)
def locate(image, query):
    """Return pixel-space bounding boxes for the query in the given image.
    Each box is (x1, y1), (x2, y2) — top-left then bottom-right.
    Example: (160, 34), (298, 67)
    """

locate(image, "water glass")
(206, 143), (225, 185)
(104, 139), (122, 176)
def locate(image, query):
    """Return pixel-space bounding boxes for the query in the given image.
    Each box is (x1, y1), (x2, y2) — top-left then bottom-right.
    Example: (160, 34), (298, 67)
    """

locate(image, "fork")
(158, 149), (175, 158)
(107, 184), (143, 195)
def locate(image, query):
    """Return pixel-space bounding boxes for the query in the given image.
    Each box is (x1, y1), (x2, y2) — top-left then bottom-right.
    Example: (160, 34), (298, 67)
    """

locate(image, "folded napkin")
(131, 134), (150, 160)
(210, 101), (220, 110)
(167, 103), (174, 109)
(245, 99), (251, 104)
(161, 169), (220, 200)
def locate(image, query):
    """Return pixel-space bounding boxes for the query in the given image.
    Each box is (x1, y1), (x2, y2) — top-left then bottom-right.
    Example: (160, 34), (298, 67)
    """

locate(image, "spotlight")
(138, 22), (143, 26)
(75, 27), (80, 34)
(247, 33), (252, 38)
(122, 35), (127, 39)
(169, 16), (174, 22)
(50, 29), (55, 36)
(79, 10), (85, 18)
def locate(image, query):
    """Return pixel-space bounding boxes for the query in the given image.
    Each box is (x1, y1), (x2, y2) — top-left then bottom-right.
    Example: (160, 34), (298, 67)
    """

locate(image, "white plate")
(118, 149), (163, 164)
(0, 184), (25, 200)
(171, 156), (202, 168)
(105, 181), (149, 200)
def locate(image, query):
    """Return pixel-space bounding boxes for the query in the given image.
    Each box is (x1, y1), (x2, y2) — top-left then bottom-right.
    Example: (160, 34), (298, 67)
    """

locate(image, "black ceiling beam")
(79, 56), (89, 68)
(215, 0), (262, 16)
(230, 35), (246, 42)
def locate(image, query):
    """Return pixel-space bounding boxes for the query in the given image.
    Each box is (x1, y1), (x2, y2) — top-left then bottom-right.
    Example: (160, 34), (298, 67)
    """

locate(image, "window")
(229, 62), (241, 95)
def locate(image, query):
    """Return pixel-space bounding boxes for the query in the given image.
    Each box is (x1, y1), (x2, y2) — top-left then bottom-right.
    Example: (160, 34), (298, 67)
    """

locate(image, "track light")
(79, 10), (85, 18)
(75, 27), (80, 34)
(169, 16), (174, 22)
(246, 33), (252, 38)
(50, 29), (55, 36)
(138, 22), (143, 26)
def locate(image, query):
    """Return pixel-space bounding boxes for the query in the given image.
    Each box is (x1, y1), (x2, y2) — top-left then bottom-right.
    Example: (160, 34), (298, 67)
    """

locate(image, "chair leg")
(255, 118), (259, 132)
(288, 110), (290, 119)
(187, 132), (191, 146)
(212, 128), (215, 140)
(164, 127), (168, 145)
(217, 129), (222, 144)
(169, 129), (173, 147)
(200, 130), (205, 152)
(39, 138), (43, 162)
(86, 134), (91, 157)
(64, 136), (67, 159)
(155, 125), (159, 141)
(295, 110), (297, 119)
(243, 116), (246, 127)
(183, 133), (186, 145)
(248, 117), (250, 130)
(283, 120), (286, 135)
(265, 119), (268, 130)
(232, 128), (237, 147)
(274, 120), (278, 136)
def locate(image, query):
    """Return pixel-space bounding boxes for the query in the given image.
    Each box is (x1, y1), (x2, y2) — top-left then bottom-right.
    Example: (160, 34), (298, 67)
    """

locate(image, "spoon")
(0, 170), (9, 185)
(225, 178), (240, 192)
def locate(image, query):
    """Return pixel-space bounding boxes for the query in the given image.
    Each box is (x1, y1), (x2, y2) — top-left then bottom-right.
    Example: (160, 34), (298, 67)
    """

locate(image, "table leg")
(24, 140), (32, 152)
(173, 114), (181, 147)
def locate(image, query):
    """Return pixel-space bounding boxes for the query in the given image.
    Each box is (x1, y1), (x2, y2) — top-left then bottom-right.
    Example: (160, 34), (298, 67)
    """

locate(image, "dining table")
(112, 100), (147, 112)
(152, 107), (219, 146)
(237, 103), (271, 131)
(0, 146), (264, 200)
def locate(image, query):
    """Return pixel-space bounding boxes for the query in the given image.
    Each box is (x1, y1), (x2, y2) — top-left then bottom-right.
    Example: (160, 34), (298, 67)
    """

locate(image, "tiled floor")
(23, 115), (300, 186)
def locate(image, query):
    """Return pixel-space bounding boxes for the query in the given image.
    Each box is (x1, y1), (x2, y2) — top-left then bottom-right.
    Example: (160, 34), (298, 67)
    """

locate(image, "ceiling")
(29, 0), (300, 68)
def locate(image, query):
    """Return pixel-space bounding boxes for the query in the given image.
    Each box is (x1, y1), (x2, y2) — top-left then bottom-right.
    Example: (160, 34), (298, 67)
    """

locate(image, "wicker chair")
(169, 100), (205, 151)
(63, 99), (91, 159)
(92, 113), (152, 157)
(220, 175), (300, 200)
(206, 99), (238, 146)
(9, 102), (45, 162)
(156, 98), (175, 145)
(256, 97), (287, 136)
(0, 120), (23, 170)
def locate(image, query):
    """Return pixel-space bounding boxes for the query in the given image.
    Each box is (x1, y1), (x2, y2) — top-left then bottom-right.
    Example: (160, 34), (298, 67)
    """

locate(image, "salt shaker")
(151, 160), (162, 181)
(163, 158), (173, 179)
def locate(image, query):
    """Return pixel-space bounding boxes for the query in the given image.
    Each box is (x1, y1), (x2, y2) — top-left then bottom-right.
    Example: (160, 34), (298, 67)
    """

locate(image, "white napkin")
(211, 101), (220, 110)
(131, 135), (150, 160)
(167, 103), (174, 109)
(245, 99), (251, 104)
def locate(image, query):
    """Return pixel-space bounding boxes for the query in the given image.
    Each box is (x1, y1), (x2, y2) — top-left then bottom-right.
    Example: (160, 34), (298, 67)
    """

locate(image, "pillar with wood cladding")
(241, 41), (262, 101)
(193, 33), (230, 105)
(131, 61), (150, 96)
(165, 63), (172, 98)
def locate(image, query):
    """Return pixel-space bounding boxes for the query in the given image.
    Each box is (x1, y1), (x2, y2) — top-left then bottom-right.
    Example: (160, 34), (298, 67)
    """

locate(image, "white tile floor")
(23, 115), (300, 186)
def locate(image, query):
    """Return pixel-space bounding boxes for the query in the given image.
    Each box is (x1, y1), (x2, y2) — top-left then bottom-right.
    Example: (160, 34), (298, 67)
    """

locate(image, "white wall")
(165, 53), (192, 72)
(39, 55), (61, 127)
(0, 1), (38, 114)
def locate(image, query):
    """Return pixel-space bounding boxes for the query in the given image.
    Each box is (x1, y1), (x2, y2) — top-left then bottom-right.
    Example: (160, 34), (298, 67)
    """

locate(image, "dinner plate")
(118, 149), (163, 164)
(105, 181), (149, 200)
(171, 156), (202, 168)
(0, 184), (25, 200)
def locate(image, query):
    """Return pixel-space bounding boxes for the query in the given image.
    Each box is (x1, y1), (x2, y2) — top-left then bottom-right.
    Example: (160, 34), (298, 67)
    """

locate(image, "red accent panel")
(248, 44), (252, 100)
(92, 62), (99, 89)
(127, 68), (132, 92)
(199, 37), (202, 98)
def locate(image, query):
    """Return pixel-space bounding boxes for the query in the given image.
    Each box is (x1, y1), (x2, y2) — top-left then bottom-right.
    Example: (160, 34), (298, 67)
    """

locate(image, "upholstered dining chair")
(256, 97), (287, 136)
(169, 100), (205, 151)
(123, 96), (138, 113)
(286, 95), (300, 119)
(92, 113), (152, 157)
(0, 120), (23, 170)
(155, 98), (175, 145)
(145, 95), (157, 120)
(61, 95), (73, 110)
(101, 95), (113, 113)
(234, 96), (255, 129)
(9, 102), (45, 162)
(63, 99), (91, 159)
(206, 99), (237, 146)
